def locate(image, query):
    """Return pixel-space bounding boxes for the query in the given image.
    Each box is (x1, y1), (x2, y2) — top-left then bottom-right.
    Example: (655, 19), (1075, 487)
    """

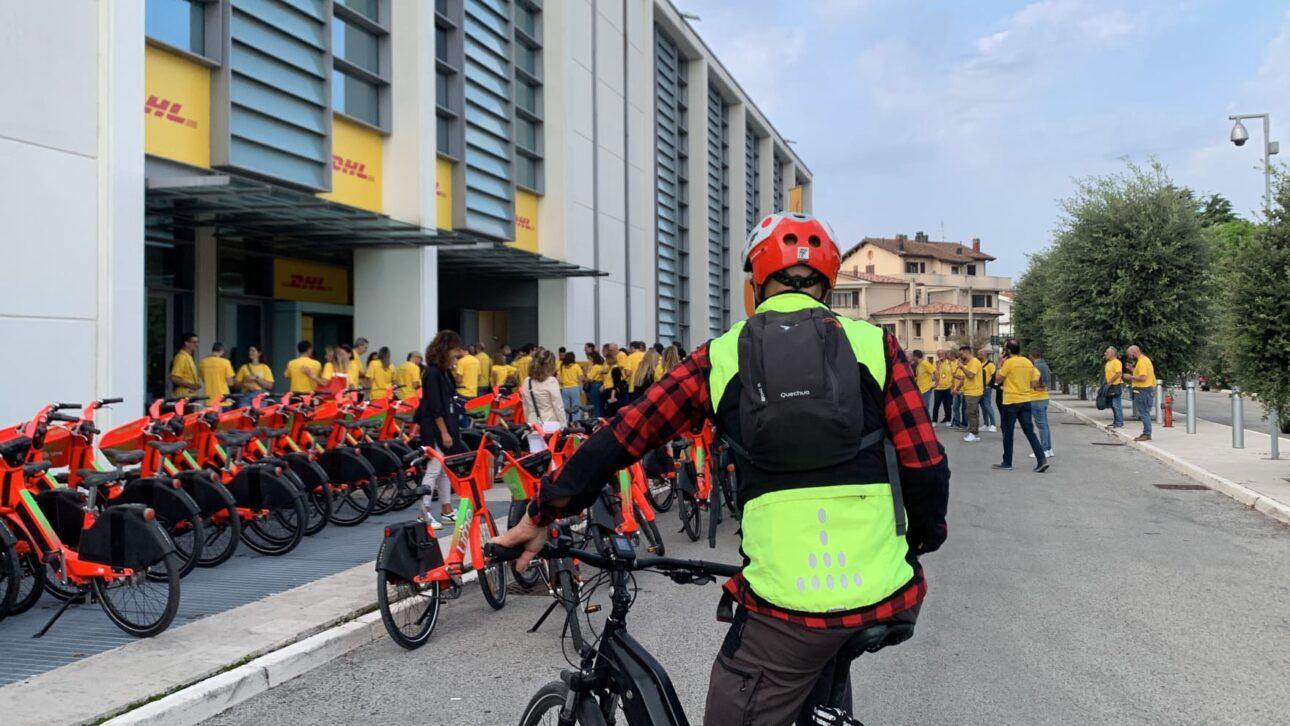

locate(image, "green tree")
(1011, 250), (1053, 352)
(1042, 161), (1213, 382)
(1226, 177), (1290, 419)
(1202, 218), (1259, 385)
(1198, 193), (1239, 227)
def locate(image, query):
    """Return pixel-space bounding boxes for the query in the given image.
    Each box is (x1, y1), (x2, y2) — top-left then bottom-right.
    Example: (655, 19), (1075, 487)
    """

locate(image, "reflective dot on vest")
(818, 508), (827, 523)
(822, 552), (832, 567)
(838, 552), (846, 567)
(811, 575), (820, 590)
(826, 574), (835, 590)
(819, 530), (828, 546)
(840, 574), (849, 589)
(808, 553), (817, 568)
(853, 574), (863, 587)
(796, 577), (806, 592)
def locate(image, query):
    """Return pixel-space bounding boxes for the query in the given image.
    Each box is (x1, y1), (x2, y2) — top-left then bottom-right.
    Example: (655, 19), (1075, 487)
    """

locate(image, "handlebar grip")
(401, 449), (423, 465)
(483, 542), (526, 562)
(49, 412), (80, 423)
(98, 397), (124, 405)
(54, 403), (83, 410)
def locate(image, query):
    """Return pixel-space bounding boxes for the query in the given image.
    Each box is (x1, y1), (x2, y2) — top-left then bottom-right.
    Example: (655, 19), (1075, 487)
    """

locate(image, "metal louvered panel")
(706, 87), (729, 336)
(462, 0), (515, 240)
(773, 156), (784, 213)
(746, 129), (760, 229)
(223, 0), (330, 190)
(655, 29), (688, 346)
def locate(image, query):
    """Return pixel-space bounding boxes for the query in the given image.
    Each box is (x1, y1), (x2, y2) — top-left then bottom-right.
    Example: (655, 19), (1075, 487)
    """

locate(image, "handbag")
(1095, 384), (1109, 410)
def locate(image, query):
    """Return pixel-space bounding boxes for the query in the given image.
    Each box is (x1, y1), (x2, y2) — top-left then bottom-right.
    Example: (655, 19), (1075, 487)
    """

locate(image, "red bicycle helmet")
(743, 212), (841, 289)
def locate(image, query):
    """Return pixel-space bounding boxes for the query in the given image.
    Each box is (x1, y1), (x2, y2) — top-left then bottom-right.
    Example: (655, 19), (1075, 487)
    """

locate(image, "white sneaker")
(1046, 450), (1054, 458)
(428, 517), (445, 530)
(963, 434), (980, 442)
(987, 425), (997, 433)
(1027, 452), (1035, 458)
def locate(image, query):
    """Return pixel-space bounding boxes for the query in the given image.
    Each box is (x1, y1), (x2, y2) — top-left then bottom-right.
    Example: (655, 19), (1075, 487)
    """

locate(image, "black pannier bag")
(79, 503), (175, 570)
(317, 447), (377, 484)
(226, 464), (303, 509)
(376, 520), (443, 582)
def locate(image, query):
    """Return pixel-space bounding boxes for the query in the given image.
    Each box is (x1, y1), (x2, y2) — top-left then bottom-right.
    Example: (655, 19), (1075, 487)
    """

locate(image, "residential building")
(830, 232), (1012, 352)
(997, 289), (1015, 339)
(0, 0), (810, 424)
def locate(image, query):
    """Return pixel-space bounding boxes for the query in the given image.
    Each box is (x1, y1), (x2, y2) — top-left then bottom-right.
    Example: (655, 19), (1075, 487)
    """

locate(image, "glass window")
(967, 264), (977, 275)
(437, 115), (453, 155)
(436, 26), (451, 63)
(516, 80), (537, 115)
(146, 0), (204, 55)
(333, 70), (380, 125)
(517, 154), (539, 190)
(436, 70), (452, 107)
(516, 116), (538, 152)
(436, 0), (450, 16)
(515, 43), (537, 76)
(333, 17), (379, 74)
(515, 3), (537, 37)
(336, 0), (379, 22)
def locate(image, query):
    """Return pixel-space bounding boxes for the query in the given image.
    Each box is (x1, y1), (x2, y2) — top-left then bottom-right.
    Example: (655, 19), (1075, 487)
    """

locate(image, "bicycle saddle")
(215, 431), (254, 447)
(257, 426), (289, 439)
(305, 424), (334, 437)
(146, 440), (188, 455)
(836, 622), (915, 664)
(76, 468), (130, 487)
(394, 413), (416, 423)
(104, 449), (146, 466)
(517, 450), (551, 477)
(23, 461), (53, 476)
(0, 436), (31, 465)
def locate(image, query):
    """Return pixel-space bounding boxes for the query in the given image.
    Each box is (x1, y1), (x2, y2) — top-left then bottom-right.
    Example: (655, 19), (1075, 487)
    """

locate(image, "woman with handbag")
(520, 350), (567, 451)
(415, 330), (469, 528)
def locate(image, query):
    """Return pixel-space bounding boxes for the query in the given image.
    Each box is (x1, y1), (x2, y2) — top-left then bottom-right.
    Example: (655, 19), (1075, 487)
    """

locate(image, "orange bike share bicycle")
(374, 430), (509, 649)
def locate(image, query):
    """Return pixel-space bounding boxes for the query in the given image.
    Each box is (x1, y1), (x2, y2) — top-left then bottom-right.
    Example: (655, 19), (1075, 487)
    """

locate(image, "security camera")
(1230, 120), (1249, 147)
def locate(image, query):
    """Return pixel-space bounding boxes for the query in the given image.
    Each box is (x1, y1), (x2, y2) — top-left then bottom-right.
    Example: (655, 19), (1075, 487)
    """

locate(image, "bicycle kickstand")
(34, 591), (82, 638)
(528, 598), (562, 634)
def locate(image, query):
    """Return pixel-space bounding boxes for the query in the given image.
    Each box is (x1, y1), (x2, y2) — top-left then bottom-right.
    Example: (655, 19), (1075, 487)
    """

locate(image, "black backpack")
(735, 306), (869, 473)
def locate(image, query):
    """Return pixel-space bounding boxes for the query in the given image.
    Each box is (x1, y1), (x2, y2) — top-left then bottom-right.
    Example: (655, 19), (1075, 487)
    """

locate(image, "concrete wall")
(0, 0), (143, 427)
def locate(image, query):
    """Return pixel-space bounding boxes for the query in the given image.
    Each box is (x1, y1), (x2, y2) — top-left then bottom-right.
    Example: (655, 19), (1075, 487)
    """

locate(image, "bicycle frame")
(411, 435), (498, 586)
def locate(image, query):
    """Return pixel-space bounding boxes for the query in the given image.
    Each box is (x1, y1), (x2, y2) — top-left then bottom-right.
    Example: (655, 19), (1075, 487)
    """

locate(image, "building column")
(353, 0), (440, 357)
(194, 227), (217, 348)
(757, 136), (774, 216)
(684, 57), (710, 344)
(726, 104), (748, 322)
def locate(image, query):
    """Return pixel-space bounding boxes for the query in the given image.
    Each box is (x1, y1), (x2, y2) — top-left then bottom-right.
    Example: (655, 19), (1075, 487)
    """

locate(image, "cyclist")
(495, 212), (950, 725)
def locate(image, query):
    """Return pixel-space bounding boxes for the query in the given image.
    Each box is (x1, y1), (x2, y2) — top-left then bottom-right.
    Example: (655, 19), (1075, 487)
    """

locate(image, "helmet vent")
(808, 235), (821, 248)
(783, 233), (798, 246)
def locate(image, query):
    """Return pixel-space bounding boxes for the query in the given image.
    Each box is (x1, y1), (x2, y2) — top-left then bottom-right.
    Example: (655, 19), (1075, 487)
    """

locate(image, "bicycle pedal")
(583, 603), (601, 614)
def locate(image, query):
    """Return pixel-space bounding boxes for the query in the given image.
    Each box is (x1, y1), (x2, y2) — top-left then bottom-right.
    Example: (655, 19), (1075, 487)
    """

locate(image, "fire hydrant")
(1163, 391), (1174, 428)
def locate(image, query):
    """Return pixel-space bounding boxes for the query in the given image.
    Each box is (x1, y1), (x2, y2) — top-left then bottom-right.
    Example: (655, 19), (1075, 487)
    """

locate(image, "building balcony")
(906, 272), (1012, 291)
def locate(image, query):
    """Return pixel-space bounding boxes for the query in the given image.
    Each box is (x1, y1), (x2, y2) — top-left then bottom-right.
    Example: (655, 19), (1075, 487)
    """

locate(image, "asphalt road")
(1171, 389), (1288, 440)
(206, 410), (1290, 725)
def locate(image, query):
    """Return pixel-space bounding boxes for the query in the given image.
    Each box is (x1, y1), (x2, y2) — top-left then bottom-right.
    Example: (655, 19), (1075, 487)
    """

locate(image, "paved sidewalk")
(1050, 394), (1290, 525)
(0, 487), (512, 726)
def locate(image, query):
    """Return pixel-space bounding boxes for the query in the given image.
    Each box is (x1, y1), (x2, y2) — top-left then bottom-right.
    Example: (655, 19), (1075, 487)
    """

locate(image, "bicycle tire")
(304, 479), (333, 535)
(636, 508), (666, 557)
(144, 486), (205, 580)
(646, 476), (676, 513)
(279, 467), (326, 536)
(239, 476), (307, 556)
(678, 493), (701, 542)
(554, 565), (586, 654)
(8, 549), (45, 615)
(507, 500), (545, 590)
(720, 468), (739, 517)
(196, 503), (241, 568)
(92, 551), (180, 637)
(42, 561), (89, 603)
(0, 531), (17, 619)
(477, 511), (507, 610)
(519, 681), (607, 726)
(328, 479), (377, 526)
(376, 569), (441, 650)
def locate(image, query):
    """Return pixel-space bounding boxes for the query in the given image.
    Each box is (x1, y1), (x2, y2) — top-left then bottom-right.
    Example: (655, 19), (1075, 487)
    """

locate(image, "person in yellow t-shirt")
(584, 351), (607, 418)
(352, 338), (370, 390)
(956, 346), (984, 441)
(992, 340), (1048, 471)
(931, 351), (954, 425)
(170, 333), (201, 396)
(491, 355), (516, 390)
(913, 348), (933, 417)
(1027, 348), (1053, 459)
(557, 351), (585, 421)
(395, 352), (423, 399)
(622, 342), (646, 393)
(234, 344), (275, 406)
(513, 346), (535, 385)
(366, 347), (396, 401)
(472, 344), (491, 392)
(977, 349), (998, 433)
(454, 350), (482, 398)
(199, 343), (236, 406)
(1103, 346), (1124, 429)
(1124, 345), (1156, 440)
(285, 340), (327, 394)
(321, 344), (355, 393)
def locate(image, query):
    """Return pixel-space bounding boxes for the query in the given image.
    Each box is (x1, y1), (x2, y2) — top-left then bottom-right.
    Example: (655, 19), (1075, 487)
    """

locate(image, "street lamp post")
(1227, 114), (1281, 459)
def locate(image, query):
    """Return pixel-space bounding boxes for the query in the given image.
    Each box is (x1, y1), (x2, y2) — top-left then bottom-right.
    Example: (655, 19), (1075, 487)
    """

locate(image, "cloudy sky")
(680, 0), (1290, 278)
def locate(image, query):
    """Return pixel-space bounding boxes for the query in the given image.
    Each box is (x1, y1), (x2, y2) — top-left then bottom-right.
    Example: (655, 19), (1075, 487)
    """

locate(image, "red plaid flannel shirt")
(538, 332), (945, 628)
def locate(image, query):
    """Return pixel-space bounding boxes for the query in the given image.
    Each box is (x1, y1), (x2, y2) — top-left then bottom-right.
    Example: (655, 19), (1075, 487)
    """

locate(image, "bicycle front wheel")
(678, 493), (701, 542)
(145, 486), (205, 579)
(519, 681), (608, 726)
(0, 532), (17, 619)
(376, 570), (441, 650)
(477, 513), (507, 610)
(8, 549), (46, 615)
(92, 552), (181, 637)
(646, 476), (675, 513)
(636, 507), (665, 557)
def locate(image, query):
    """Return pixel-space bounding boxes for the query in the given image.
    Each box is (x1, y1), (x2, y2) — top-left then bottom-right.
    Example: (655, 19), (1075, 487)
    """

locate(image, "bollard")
(1153, 382), (1163, 422)
(1078, 383), (1087, 401)
(1185, 379), (1197, 434)
(1232, 387), (1245, 449)
(1272, 409), (1281, 460)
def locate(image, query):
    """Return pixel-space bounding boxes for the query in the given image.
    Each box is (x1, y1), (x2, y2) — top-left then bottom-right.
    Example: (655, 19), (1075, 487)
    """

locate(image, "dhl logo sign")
(332, 155), (375, 182)
(516, 215), (536, 232)
(145, 95), (198, 128)
(436, 181), (448, 200)
(283, 274), (334, 292)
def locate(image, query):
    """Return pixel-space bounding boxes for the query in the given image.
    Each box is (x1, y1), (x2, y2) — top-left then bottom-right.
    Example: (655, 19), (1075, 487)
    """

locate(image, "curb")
(1051, 401), (1290, 527)
(104, 570), (480, 726)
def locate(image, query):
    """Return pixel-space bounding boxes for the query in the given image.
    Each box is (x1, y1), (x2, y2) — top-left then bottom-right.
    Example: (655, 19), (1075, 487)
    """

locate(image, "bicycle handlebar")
(53, 402), (82, 410)
(484, 541), (740, 579)
(98, 397), (124, 405)
(49, 412), (81, 423)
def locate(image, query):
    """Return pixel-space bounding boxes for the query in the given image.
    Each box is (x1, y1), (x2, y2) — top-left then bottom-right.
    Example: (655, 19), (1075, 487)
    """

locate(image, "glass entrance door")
(219, 299), (268, 373)
(146, 293), (174, 403)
